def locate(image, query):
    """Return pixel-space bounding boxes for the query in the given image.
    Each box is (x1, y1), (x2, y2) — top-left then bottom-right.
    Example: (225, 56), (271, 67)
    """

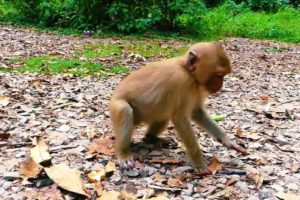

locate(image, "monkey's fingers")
(118, 156), (136, 170)
(227, 141), (248, 155)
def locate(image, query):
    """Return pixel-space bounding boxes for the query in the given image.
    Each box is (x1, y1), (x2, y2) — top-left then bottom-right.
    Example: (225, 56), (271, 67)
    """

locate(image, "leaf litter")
(0, 26), (300, 199)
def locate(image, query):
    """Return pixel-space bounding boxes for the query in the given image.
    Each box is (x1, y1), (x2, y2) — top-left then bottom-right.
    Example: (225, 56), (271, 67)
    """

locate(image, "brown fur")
(109, 42), (246, 170)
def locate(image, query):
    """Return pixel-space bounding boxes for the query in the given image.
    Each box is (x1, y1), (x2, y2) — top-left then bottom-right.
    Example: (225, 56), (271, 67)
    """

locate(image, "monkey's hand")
(223, 139), (248, 155)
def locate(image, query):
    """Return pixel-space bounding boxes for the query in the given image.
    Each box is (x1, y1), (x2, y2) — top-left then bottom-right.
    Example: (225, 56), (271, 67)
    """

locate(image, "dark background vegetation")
(0, 0), (300, 42)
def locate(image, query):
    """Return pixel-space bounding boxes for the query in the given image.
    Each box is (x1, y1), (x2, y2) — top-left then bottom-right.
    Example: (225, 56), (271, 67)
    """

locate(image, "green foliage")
(6, 0), (207, 33)
(246, 0), (290, 12)
(201, 3), (300, 43)
(17, 56), (103, 76)
(2, 0), (300, 43)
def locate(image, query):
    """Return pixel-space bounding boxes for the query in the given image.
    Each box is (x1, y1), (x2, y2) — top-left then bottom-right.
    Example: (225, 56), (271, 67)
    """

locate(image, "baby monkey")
(109, 42), (247, 171)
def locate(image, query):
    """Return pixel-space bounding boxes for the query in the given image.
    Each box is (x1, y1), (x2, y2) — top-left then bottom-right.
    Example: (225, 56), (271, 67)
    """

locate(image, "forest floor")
(0, 25), (299, 200)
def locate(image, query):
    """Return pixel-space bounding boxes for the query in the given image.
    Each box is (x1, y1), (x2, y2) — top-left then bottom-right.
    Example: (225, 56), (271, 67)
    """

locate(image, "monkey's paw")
(118, 156), (137, 170)
(194, 163), (211, 175)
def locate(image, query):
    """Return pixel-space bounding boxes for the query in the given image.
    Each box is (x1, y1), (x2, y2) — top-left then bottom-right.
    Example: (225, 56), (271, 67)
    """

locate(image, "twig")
(148, 185), (181, 192)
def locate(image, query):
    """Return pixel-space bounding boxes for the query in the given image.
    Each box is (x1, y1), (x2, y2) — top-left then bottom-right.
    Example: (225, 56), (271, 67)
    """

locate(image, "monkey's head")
(185, 42), (231, 94)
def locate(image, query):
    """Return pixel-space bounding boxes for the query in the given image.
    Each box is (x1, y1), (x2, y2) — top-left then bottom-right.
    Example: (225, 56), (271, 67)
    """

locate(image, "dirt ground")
(0, 26), (299, 200)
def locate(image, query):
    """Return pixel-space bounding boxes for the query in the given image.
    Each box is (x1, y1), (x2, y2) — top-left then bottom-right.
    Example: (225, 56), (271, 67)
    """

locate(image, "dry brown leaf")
(0, 96), (10, 106)
(276, 192), (300, 200)
(236, 131), (261, 140)
(167, 177), (187, 189)
(105, 161), (116, 174)
(97, 191), (120, 200)
(235, 128), (243, 137)
(44, 163), (89, 197)
(226, 176), (240, 186)
(19, 158), (43, 178)
(95, 182), (104, 196)
(87, 138), (115, 155)
(153, 173), (165, 182)
(87, 168), (106, 182)
(208, 156), (223, 175)
(149, 158), (180, 164)
(248, 172), (263, 189)
(30, 137), (52, 165)
(119, 191), (137, 200)
(259, 95), (269, 103)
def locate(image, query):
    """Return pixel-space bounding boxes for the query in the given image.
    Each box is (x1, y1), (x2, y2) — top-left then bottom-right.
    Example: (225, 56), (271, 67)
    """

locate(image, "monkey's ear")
(187, 51), (199, 72)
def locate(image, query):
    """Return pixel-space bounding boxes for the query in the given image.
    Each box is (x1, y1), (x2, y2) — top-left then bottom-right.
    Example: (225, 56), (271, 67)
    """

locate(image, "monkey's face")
(187, 42), (231, 94)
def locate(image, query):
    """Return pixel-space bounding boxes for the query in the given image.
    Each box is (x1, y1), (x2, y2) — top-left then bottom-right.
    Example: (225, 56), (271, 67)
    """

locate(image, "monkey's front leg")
(172, 116), (209, 172)
(192, 108), (247, 154)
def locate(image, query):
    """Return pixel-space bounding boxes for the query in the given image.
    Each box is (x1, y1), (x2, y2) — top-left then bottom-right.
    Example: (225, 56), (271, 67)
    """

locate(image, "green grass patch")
(201, 5), (300, 43)
(0, 67), (13, 73)
(126, 41), (187, 58)
(109, 66), (130, 74)
(81, 43), (122, 58)
(17, 56), (103, 76)
(80, 41), (187, 59)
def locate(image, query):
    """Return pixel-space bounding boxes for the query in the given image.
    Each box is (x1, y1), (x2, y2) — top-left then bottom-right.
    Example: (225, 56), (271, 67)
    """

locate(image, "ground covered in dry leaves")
(0, 26), (299, 200)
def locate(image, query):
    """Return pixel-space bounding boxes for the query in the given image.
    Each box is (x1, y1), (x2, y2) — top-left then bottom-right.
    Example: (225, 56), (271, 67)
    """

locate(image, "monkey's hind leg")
(143, 121), (176, 148)
(110, 99), (135, 169)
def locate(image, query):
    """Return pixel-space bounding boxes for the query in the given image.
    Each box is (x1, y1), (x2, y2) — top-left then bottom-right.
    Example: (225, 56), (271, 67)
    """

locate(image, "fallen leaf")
(0, 133), (10, 141)
(167, 177), (187, 189)
(44, 163), (88, 197)
(276, 192), (300, 200)
(97, 191), (120, 200)
(19, 158), (43, 178)
(136, 188), (155, 199)
(290, 161), (300, 173)
(149, 158), (181, 164)
(211, 114), (226, 122)
(226, 176), (240, 186)
(95, 182), (104, 196)
(0, 96), (10, 106)
(87, 131), (97, 139)
(248, 172), (263, 189)
(236, 131), (261, 140)
(119, 191), (137, 200)
(87, 138), (115, 155)
(30, 137), (52, 165)
(87, 168), (106, 182)
(235, 128), (243, 137)
(172, 166), (193, 174)
(153, 173), (165, 182)
(208, 156), (223, 175)
(105, 161), (116, 174)
(259, 95), (269, 103)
